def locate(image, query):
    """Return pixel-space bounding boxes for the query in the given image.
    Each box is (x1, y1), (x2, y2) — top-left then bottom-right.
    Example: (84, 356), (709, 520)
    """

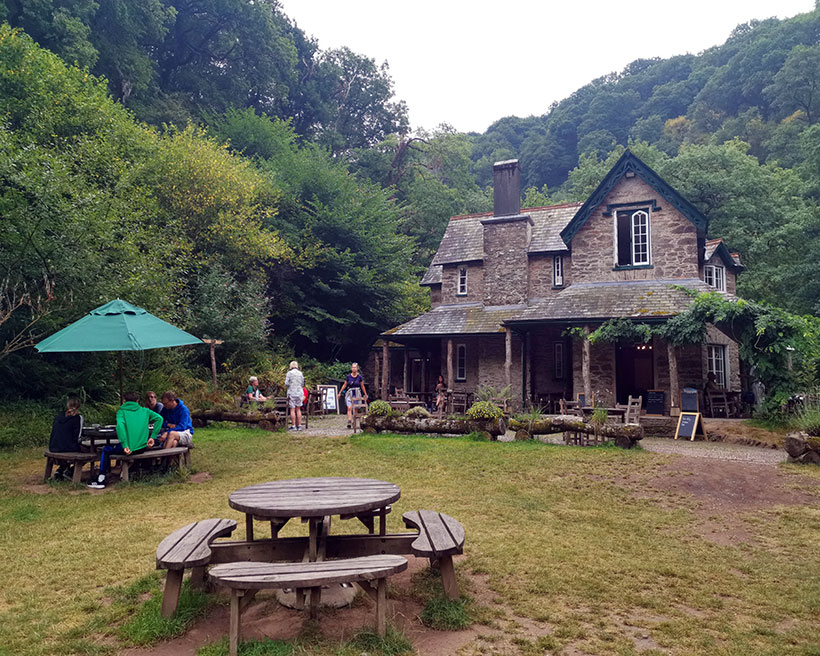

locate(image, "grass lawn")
(0, 425), (818, 655)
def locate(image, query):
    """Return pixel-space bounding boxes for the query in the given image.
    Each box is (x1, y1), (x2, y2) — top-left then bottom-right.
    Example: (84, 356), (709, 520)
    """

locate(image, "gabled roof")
(705, 238), (745, 270)
(420, 264), (442, 286)
(560, 150), (708, 244)
(383, 303), (525, 338)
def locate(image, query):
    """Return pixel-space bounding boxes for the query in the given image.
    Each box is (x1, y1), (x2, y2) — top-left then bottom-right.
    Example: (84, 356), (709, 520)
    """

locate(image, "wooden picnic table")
(580, 406), (627, 422)
(81, 424), (119, 448)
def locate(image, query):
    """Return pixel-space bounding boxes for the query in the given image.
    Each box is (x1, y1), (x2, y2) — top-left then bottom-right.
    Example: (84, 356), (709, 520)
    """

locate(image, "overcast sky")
(278, 0), (815, 134)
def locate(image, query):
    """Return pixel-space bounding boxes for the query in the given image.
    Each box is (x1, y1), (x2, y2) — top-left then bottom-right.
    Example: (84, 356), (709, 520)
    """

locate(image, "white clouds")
(279, 0), (814, 133)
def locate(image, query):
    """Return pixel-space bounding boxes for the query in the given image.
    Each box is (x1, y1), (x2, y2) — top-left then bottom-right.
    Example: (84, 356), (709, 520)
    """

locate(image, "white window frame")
(553, 255), (564, 287)
(707, 344), (728, 389)
(456, 344), (467, 381)
(704, 264), (726, 292)
(554, 342), (564, 379)
(631, 210), (650, 266)
(457, 267), (468, 296)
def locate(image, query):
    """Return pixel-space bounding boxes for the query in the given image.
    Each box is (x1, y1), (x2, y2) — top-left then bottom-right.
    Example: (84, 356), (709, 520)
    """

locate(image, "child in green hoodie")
(88, 391), (163, 488)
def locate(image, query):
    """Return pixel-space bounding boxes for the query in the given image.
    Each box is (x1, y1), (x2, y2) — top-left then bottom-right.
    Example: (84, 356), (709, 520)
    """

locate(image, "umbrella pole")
(118, 352), (123, 403)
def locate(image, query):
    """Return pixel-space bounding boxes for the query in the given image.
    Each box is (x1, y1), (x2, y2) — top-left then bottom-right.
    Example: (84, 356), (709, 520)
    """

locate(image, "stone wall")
(529, 326), (572, 397)
(478, 333), (523, 408)
(528, 253), (571, 299)
(571, 337), (616, 406)
(441, 262), (484, 305)
(570, 176), (700, 283)
(429, 285), (442, 308)
(482, 217), (531, 305)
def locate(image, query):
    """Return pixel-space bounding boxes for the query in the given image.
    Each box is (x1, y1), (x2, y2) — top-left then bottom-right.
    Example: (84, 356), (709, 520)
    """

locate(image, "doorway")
(616, 343), (654, 404)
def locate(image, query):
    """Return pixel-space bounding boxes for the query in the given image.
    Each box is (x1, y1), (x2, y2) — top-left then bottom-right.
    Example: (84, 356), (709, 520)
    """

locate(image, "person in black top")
(48, 397), (84, 480)
(338, 362), (368, 428)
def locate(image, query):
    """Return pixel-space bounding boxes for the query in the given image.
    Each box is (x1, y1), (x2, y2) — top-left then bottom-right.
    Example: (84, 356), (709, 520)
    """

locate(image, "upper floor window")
(704, 264), (726, 292)
(616, 209), (651, 267)
(553, 255), (564, 287)
(457, 267), (467, 295)
(456, 344), (467, 381)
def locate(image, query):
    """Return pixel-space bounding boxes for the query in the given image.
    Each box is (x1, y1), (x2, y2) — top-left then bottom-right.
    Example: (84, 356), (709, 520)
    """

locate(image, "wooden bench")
(114, 446), (190, 482)
(402, 510), (465, 600)
(156, 518), (238, 617)
(209, 555), (408, 656)
(43, 451), (97, 484)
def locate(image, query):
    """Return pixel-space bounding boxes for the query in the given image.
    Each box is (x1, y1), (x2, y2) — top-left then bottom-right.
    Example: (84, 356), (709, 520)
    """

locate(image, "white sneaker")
(288, 425), (296, 431)
(87, 474), (106, 489)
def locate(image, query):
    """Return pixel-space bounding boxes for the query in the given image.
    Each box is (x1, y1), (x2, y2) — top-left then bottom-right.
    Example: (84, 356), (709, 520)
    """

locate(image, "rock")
(784, 431), (820, 464)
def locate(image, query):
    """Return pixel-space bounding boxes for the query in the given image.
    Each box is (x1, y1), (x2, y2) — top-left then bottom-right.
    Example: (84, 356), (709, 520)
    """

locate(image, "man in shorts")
(158, 391), (194, 449)
(284, 361), (305, 431)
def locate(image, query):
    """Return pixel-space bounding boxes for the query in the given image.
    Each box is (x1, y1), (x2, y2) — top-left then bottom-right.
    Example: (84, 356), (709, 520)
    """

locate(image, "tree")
(766, 44), (820, 124)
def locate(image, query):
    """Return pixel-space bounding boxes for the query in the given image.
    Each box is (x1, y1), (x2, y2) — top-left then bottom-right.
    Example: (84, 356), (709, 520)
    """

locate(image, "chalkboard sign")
(318, 385), (339, 413)
(680, 387), (699, 413)
(674, 412), (706, 441)
(646, 389), (665, 416)
(577, 393), (587, 407)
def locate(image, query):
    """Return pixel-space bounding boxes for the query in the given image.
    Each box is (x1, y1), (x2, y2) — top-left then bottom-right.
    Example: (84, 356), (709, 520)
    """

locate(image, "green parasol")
(36, 299), (203, 398)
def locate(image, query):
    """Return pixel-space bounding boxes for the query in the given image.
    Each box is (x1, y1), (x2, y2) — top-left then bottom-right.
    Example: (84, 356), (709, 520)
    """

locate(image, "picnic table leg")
(438, 555), (459, 600)
(308, 518), (318, 561)
(120, 459), (130, 483)
(245, 514), (254, 541)
(229, 589), (244, 656)
(375, 577), (386, 637)
(308, 586), (321, 619)
(43, 456), (54, 482)
(190, 566), (206, 590)
(160, 569), (184, 618)
(71, 460), (83, 484)
(379, 507), (387, 536)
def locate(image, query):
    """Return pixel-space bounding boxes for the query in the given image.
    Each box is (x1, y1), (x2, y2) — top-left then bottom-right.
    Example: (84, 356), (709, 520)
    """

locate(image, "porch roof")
(506, 279), (732, 324)
(383, 302), (526, 338)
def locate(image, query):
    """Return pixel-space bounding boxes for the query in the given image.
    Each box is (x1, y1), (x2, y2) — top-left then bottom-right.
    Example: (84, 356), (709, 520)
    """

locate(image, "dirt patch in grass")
(189, 472), (212, 484)
(702, 418), (786, 448)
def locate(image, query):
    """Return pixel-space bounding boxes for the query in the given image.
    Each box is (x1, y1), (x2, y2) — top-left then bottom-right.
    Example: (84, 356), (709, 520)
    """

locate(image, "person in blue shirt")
(158, 390), (194, 450)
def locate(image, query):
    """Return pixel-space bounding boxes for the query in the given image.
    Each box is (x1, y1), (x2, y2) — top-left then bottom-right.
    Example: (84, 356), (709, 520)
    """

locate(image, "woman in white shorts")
(284, 361), (305, 431)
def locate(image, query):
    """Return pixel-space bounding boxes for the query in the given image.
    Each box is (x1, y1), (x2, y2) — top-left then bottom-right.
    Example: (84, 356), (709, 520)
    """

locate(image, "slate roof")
(383, 303), (525, 337)
(507, 279), (734, 324)
(420, 264), (442, 286)
(427, 203), (581, 270)
(705, 238), (744, 269)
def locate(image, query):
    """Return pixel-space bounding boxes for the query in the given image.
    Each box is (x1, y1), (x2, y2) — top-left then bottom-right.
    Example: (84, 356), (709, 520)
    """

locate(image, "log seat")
(402, 509), (465, 600)
(209, 555), (408, 656)
(156, 518), (237, 617)
(43, 450), (97, 484)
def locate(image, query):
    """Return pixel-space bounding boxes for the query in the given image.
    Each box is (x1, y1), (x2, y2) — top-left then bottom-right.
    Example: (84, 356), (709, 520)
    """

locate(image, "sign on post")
(674, 412), (706, 441)
(680, 387), (699, 413)
(318, 385), (339, 414)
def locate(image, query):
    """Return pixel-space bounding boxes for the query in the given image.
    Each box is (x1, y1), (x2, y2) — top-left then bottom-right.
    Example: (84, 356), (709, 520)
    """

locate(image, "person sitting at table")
(157, 391), (194, 450)
(284, 361), (305, 431)
(244, 376), (268, 404)
(338, 362), (368, 429)
(49, 397), (84, 480)
(88, 391), (162, 489)
(143, 390), (163, 414)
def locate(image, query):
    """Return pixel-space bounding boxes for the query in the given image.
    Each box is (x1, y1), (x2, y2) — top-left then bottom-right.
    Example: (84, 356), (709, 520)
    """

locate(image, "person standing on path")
(285, 361), (305, 431)
(338, 362), (368, 429)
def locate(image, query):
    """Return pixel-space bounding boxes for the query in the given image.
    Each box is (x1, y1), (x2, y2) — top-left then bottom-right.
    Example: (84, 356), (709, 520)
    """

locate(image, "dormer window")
(616, 209), (651, 267)
(553, 255), (564, 287)
(704, 264), (726, 292)
(457, 267), (468, 295)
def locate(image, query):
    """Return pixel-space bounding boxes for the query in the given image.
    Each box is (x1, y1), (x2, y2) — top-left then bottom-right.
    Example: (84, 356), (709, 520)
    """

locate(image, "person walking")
(285, 361), (305, 431)
(434, 374), (447, 418)
(338, 362), (368, 429)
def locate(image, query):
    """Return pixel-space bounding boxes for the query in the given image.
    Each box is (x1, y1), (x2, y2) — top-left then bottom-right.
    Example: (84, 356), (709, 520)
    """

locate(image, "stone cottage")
(371, 151), (744, 415)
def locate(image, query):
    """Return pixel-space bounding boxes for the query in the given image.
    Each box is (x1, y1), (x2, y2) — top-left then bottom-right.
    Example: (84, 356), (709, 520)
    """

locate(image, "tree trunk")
(190, 408), (283, 430)
(508, 415), (644, 445)
(361, 414), (506, 438)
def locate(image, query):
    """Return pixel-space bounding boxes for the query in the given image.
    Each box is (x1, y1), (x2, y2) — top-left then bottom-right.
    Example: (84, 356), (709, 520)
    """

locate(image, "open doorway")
(616, 343), (654, 404)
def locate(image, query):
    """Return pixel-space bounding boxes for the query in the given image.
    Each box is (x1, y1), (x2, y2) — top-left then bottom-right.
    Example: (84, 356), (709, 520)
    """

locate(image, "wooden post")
(668, 341), (679, 416)
(582, 326), (592, 402)
(505, 328), (512, 388)
(381, 342), (389, 400)
(421, 352), (427, 397)
(201, 339), (223, 389)
(161, 570), (184, 618)
(376, 577), (387, 637)
(374, 352), (380, 398)
(447, 339), (454, 413)
(229, 589), (243, 656)
(403, 346), (409, 392)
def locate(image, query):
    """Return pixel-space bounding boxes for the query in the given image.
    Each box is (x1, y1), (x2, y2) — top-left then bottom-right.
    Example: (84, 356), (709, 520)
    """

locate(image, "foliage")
(473, 383), (512, 403)
(197, 637), (293, 655)
(792, 397), (820, 436)
(466, 400), (503, 421)
(367, 400), (393, 417)
(419, 597), (473, 630)
(402, 405), (431, 419)
(119, 579), (212, 645)
(589, 407), (609, 427)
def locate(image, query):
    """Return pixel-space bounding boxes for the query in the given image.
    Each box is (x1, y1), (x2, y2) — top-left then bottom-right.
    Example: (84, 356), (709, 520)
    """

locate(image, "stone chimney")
(481, 160), (531, 306)
(493, 160), (522, 217)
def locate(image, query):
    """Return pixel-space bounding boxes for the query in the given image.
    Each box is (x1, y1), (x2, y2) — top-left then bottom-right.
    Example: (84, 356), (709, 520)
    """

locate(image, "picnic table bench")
(156, 518), (238, 617)
(209, 555), (408, 656)
(114, 446), (190, 482)
(43, 450), (97, 484)
(403, 510), (465, 599)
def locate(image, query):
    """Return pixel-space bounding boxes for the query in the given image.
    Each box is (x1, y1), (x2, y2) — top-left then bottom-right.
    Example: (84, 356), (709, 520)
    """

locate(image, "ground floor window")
(456, 344), (467, 381)
(707, 344), (728, 388)
(553, 342), (564, 379)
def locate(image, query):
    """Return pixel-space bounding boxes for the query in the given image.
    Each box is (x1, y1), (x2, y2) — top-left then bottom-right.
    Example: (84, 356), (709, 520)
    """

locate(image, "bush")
(466, 401), (503, 421)
(403, 406), (431, 419)
(367, 400), (393, 417)
(793, 399), (820, 436)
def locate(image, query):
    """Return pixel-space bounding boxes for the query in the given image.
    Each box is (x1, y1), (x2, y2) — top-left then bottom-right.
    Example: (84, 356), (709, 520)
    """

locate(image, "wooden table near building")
(580, 406), (628, 423)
